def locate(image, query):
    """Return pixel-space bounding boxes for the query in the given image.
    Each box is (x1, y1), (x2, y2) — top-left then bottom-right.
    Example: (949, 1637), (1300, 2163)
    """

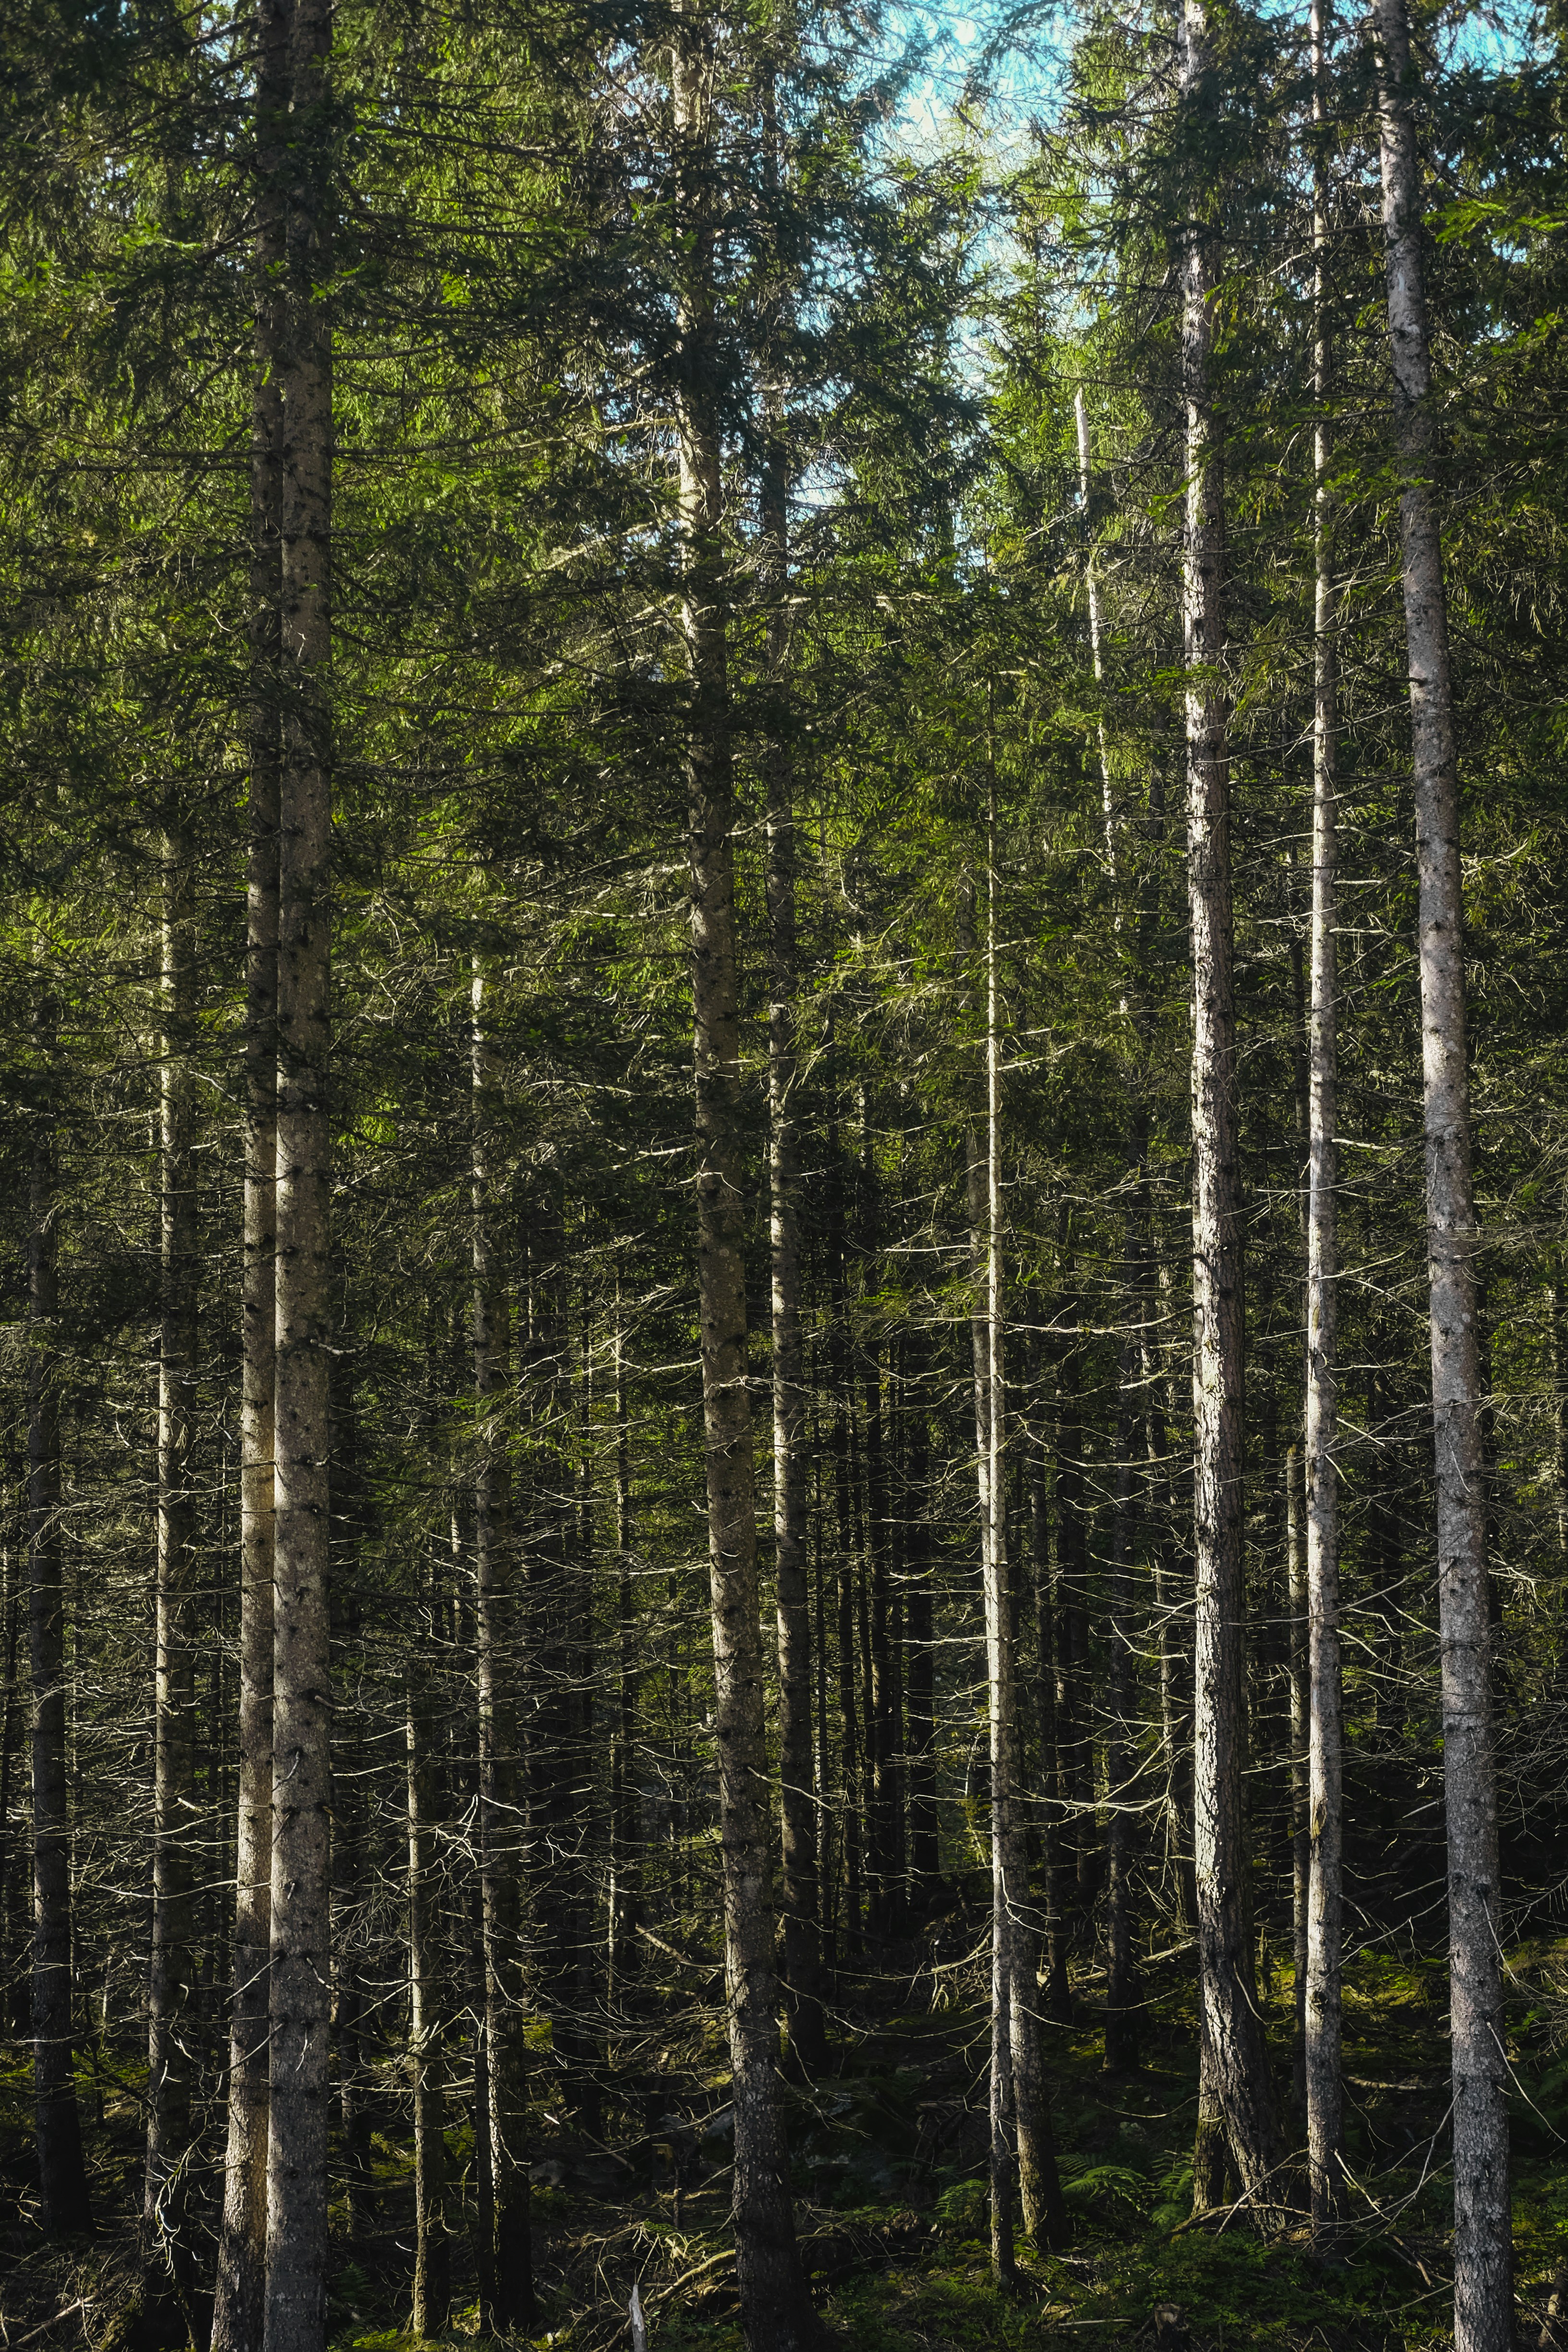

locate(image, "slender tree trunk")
(29, 1023), (93, 2236)
(1374, 0), (1509, 2332)
(1052, 1323), (1089, 1967)
(962, 862), (1016, 2287)
(213, 17), (284, 2340)
(146, 819), (199, 2312)
(610, 1316), (641, 2002)
(264, 0), (333, 2332)
(1286, 1448), (1308, 2119)
(862, 1322), (896, 1941)
(903, 1356), (939, 1895)
(828, 1137), (861, 1955)
(1102, 1389), (1137, 2075)
(1180, 0), (1286, 2222)
(763, 434), (824, 2072)
(967, 823), (1063, 2271)
(1304, 6), (1345, 2226)
(331, 1513), (372, 2254)
(673, 18), (811, 2339)
(0, 1545), (18, 2032)
(407, 1666), (449, 2339)
(473, 968), (535, 2332)
(1025, 1368), (1068, 2021)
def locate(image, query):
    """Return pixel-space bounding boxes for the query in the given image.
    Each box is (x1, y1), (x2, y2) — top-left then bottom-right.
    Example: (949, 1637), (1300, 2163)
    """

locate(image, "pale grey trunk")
(763, 409), (823, 2076)
(472, 968), (534, 2331)
(967, 825), (1061, 2266)
(146, 822), (199, 2307)
(1181, 0), (1286, 2221)
(674, 18), (810, 2340)
(1074, 389), (1118, 876)
(29, 1005), (93, 2236)
(1102, 1394), (1137, 2075)
(1374, 0), (1509, 2332)
(1286, 1448), (1308, 2118)
(1304, 0), (1345, 2228)
(213, 14), (284, 2342)
(407, 1671), (449, 2338)
(264, 0), (333, 2337)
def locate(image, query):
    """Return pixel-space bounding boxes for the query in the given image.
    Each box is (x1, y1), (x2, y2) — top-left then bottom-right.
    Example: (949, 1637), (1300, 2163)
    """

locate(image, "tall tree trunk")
(1304, 0), (1345, 2228)
(213, 12), (284, 2338)
(146, 819), (199, 2314)
(967, 828), (1063, 2272)
(1025, 1358), (1068, 2021)
(763, 431), (823, 2070)
(1102, 1388), (1137, 2075)
(828, 1130), (861, 1955)
(473, 968), (535, 2332)
(1286, 1447), (1308, 2120)
(961, 863), (1015, 2287)
(264, 0), (333, 2333)
(1052, 1319), (1089, 1968)
(29, 1013), (93, 2236)
(903, 1352), (939, 1895)
(0, 1543), (19, 2034)
(673, 15), (811, 2341)
(862, 1315), (896, 1941)
(1374, 0), (1510, 2333)
(407, 1662), (449, 2339)
(610, 1315), (641, 2003)
(522, 1200), (580, 2086)
(330, 1488), (372, 2254)
(1180, 0), (1286, 2222)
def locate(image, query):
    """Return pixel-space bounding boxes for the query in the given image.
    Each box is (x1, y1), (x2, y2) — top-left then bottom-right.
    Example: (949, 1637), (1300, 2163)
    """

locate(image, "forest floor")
(5, 1914), (1568, 2352)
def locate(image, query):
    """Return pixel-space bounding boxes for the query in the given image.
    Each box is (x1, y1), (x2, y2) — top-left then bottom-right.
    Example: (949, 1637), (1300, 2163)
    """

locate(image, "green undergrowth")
(8, 1937), (1568, 2351)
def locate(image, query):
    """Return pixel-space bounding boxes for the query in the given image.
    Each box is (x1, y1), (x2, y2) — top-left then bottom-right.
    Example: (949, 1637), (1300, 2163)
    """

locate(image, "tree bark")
(0, 1543), (19, 2036)
(473, 968), (535, 2332)
(610, 1315), (641, 2003)
(1180, 0), (1286, 2223)
(29, 1007), (93, 2237)
(903, 1349), (939, 1895)
(213, 14), (285, 2340)
(1102, 1388), (1137, 2075)
(407, 1664), (449, 2339)
(673, 15), (812, 2341)
(1025, 1360), (1068, 2021)
(1373, 0), (1510, 2333)
(1304, 1), (1345, 2226)
(264, 0), (333, 2332)
(146, 818), (199, 2312)
(1286, 1447), (1308, 2120)
(763, 428), (824, 2072)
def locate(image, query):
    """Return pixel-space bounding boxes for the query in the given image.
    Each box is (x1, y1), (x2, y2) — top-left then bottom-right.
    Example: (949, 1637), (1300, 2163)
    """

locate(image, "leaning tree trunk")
(763, 403), (825, 2076)
(1374, 0), (1510, 2334)
(28, 1000), (93, 2238)
(1180, 0), (1287, 2224)
(213, 12), (285, 2341)
(673, 13), (812, 2343)
(145, 818), (199, 2315)
(1304, 0), (1345, 2234)
(264, 0), (333, 2336)
(473, 967), (536, 2332)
